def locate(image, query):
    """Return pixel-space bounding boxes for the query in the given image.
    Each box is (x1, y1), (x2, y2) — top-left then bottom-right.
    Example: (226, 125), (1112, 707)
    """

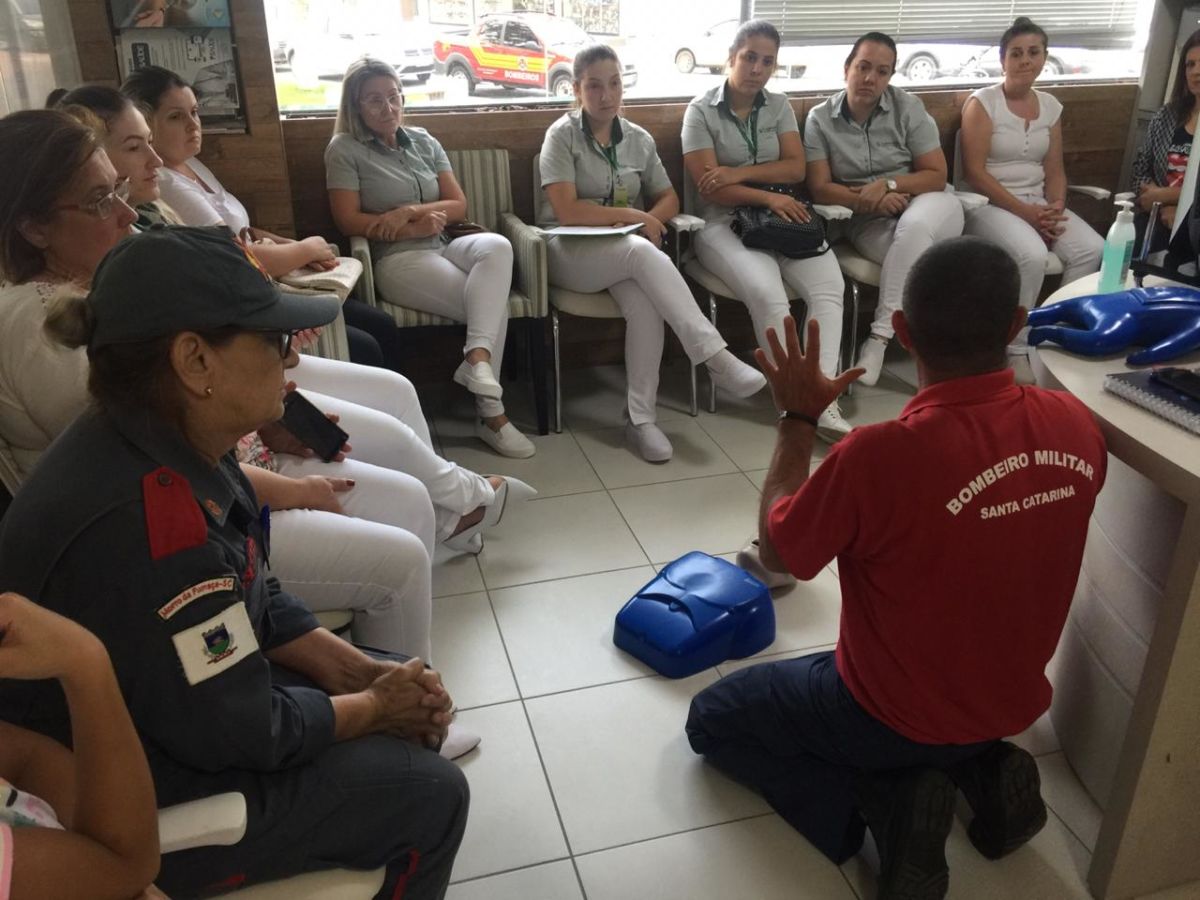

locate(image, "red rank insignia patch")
(242, 535), (257, 588)
(142, 467), (207, 561)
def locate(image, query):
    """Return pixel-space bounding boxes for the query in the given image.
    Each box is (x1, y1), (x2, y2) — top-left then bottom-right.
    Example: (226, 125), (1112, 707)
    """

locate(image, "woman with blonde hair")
(326, 56), (535, 458)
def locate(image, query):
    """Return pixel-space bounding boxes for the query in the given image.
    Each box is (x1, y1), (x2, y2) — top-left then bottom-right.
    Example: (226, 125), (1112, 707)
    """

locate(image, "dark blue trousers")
(686, 651), (993, 863)
(156, 655), (468, 900)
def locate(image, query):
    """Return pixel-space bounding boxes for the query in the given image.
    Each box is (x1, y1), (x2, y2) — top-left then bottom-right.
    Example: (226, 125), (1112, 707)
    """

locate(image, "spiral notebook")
(1103, 370), (1200, 435)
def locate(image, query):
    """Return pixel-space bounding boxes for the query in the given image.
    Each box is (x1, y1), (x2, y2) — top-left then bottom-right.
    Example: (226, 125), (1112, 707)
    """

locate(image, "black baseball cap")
(88, 226), (340, 349)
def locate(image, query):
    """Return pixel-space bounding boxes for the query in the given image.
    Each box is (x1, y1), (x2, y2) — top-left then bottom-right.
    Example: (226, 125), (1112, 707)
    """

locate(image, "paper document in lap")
(278, 257), (362, 302)
(543, 223), (644, 237)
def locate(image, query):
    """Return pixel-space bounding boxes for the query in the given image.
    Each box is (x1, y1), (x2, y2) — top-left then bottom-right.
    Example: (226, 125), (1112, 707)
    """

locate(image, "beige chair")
(531, 153), (701, 432)
(159, 793), (384, 897)
(349, 148), (550, 433)
(679, 175), (858, 409)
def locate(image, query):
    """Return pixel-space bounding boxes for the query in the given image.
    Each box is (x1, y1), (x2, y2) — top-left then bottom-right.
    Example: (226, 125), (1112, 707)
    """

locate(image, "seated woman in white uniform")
(539, 44), (766, 462)
(326, 57), (535, 460)
(960, 16), (1103, 381)
(804, 31), (965, 386)
(681, 20), (850, 443)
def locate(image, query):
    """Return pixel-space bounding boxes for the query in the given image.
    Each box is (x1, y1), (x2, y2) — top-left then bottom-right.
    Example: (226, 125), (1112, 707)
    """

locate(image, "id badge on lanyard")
(602, 143), (629, 208)
(735, 107), (759, 165)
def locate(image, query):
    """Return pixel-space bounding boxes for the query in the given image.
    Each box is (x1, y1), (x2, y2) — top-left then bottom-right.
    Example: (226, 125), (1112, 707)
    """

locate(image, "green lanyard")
(732, 107), (759, 164)
(598, 140), (623, 205)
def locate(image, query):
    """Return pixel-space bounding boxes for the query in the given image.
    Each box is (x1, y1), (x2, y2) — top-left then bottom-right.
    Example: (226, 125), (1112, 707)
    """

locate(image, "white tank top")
(969, 82), (1062, 199)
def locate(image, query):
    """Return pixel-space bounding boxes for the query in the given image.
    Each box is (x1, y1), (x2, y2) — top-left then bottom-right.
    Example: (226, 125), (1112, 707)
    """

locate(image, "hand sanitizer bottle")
(1097, 199), (1136, 293)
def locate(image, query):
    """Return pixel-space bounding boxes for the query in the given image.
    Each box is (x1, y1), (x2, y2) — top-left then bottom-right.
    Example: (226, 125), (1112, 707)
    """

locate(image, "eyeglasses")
(270, 331), (296, 359)
(54, 178), (132, 221)
(360, 91), (404, 114)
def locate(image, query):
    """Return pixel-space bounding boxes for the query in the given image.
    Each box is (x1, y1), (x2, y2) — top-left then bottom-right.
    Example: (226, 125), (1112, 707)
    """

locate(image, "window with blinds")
(752, 1), (1139, 48)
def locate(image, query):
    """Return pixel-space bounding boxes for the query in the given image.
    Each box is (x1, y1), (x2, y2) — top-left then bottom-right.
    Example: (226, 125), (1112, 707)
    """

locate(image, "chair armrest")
(812, 204), (853, 221)
(349, 235), (376, 308)
(1067, 185), (1111, 201)
(668, 214), (706, 232)
(158, 792), (247, 854)
(497, 212), (548, 318)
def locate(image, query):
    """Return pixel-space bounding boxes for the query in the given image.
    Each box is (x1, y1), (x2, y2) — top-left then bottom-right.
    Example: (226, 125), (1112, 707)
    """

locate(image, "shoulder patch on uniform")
(158, 576), (237, 621)
(171, 602), (258, 686)
(143, 466), (207, 561)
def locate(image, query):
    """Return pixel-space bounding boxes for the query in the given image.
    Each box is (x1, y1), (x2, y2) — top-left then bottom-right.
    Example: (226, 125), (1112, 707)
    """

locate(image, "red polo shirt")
(768, 371), (1106, 745)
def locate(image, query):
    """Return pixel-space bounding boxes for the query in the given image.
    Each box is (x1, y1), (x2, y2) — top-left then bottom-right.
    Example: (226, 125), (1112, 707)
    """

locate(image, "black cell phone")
(280, 391), (349, 462)
(1150, 367), (1200, 403)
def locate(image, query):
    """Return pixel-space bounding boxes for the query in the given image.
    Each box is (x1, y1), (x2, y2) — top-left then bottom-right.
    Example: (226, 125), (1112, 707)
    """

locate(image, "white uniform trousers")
(289, 355), (495, 541)
(373, 232), (513, 418)
(964, 200), (1103, 309)
(843, 191), (965, 341)
(692, 218), (846, 378)
(547, 235), (727, 425)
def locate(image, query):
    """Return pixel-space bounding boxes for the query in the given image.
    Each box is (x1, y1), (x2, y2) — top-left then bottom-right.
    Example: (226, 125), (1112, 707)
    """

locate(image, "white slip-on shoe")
(856, 336), (888, 387)
(705, 349), (767, 398)
(735, 538), (796, 590)
(439, 723), (481, 760)
(625, 421), (673, 462)
(443, 475), (538, 552)
(453, 359), (503, 399)
(817, 403), (853, 444)
(475, 419), (536, 459)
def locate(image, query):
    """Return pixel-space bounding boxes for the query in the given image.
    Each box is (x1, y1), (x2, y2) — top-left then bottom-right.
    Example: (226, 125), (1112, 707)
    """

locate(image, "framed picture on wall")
(109, 0), (232, 30)
(117, 27), (242, 119)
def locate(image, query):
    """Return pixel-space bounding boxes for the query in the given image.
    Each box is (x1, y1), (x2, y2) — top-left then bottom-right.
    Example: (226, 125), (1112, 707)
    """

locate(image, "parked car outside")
(434, 12), (637, 97)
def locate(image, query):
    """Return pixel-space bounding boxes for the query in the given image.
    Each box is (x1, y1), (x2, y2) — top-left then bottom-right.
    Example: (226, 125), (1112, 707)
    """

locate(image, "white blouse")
(157, 157), (252, 235)
(0, 281), (88, 482)
(970, 82), (1063, 199)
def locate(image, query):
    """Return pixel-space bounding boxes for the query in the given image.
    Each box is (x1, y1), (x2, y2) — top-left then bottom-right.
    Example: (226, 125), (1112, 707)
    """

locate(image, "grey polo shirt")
(680, 83), (799, 219)
(325, 126), (452, 258)
(537, 111), (673, 227)
(803, 86), (942, 186)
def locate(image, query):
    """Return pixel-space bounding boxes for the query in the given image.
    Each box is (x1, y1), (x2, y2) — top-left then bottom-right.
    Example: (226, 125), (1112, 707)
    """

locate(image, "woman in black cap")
(0, 226), (469, 899)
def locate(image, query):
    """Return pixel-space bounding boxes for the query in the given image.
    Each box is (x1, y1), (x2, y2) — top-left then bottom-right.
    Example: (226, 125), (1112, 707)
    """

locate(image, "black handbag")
(730, 184), (829, 259)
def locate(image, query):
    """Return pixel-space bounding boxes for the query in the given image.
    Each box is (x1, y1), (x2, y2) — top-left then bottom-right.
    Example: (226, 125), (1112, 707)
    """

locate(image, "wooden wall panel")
(285, 82), (1137, 247)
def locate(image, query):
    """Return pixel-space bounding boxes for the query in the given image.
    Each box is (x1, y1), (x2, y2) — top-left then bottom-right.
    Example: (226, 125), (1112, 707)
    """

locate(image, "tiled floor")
(418, 352), (1163, 900)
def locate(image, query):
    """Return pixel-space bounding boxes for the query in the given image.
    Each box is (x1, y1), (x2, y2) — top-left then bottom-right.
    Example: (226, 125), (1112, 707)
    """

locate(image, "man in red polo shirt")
(686, 237), (1105, 900)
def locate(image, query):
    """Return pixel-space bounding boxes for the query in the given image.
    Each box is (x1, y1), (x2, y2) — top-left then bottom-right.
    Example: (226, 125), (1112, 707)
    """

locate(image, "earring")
(204, 386), (214, 396)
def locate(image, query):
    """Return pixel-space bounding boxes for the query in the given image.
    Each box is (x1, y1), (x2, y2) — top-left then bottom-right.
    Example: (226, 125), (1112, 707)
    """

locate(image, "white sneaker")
(625, 421), (673, 462)
(817, 404), (853, 444)
(705, 349), (767, 398)
(454, 359), (503, 399)
(856, 336), (888, 387)
(735, 539), (796, 590)
(475, 419), (536, 458)
(439, 723), (481, 760)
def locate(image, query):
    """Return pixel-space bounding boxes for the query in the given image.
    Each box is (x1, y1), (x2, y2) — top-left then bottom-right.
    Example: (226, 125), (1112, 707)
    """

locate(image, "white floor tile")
(1038, 752), (1103, 852)
(842, 391), (913, 429)
(525, 672), (770, 854)
(450, 702), (569, 881)
(1135, 880), (1200, 899)
(557, 364), (692, 431)
(841, 812), (1092, 900)
(716, 643), (837, 678)
(1010, 711), (1061, 758)
(576, 814), (858, 900)
(431, 591), (518, 710)
(694, 404), (780, 471)
(475, 491), (648, 589)
(432, 544), (485, 598)
(440, 430), (603, 499)
(744, 468), (767, 490)
(491, 566), (658, 697)
(757, 566), (843, 655)
(446, 860), (582, 900)
(573, 418), (737, 489)
(610, 473), (761, 564)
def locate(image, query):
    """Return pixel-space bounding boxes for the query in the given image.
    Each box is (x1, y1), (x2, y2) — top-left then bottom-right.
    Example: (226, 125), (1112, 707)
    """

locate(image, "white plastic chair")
(158, 792), (385, 898)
